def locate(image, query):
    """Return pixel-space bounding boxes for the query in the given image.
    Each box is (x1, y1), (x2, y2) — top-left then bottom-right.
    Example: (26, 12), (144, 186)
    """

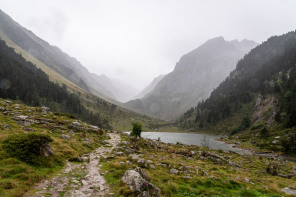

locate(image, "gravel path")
(31, 133), (120, 197)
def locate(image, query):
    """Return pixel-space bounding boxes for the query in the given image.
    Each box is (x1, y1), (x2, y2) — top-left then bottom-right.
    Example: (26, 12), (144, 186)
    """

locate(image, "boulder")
(15, 115), (28, 120)
(80, 156), (89, 162)
(130, 154), (141, 161)
(122, 170), (160, 196)
(88, 125), (98, 131)
(71, 121), (83, 128)
(122, 170), (146, 194)
(137, 159), (149, 168)
(281, 187), (296, 195)
(41, 106), (50, 114)
(17, 121), (31, 127)
(134, 167), (150, 181)
(61, 134), (70, 140)
(115, 152), (124, 156)
(170, 169), (179, 175)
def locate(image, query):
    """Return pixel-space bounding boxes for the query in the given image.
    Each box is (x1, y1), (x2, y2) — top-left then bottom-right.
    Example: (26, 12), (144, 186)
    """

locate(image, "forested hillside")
(0, 39), (111, 128)
(180, 31), (296, 132)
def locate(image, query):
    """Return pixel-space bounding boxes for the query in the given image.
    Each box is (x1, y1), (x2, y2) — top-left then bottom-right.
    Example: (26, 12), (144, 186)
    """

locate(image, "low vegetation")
(101, 133), (296, 196)
(0, 98), (108, 196)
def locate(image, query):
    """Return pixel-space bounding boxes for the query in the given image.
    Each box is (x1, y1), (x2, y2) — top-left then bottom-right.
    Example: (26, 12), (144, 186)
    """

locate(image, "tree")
(240, 116), (251, 130)
(130, 122), (143, 150)
(131, 122), (142, 139)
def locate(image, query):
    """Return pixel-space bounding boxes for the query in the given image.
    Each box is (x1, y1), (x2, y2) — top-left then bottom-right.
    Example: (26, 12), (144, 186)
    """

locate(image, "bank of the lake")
(127, 131), (252, 155)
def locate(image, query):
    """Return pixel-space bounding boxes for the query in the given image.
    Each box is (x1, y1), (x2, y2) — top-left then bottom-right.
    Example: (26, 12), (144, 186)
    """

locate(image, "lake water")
(127, 132), (252, 155)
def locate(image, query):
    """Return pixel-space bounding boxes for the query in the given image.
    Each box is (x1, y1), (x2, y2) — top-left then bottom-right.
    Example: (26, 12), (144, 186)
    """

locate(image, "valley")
(0, 5), (295, 197)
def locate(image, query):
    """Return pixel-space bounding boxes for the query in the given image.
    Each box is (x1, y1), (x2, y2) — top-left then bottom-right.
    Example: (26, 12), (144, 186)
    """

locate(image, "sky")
(0, 0), (296, 90)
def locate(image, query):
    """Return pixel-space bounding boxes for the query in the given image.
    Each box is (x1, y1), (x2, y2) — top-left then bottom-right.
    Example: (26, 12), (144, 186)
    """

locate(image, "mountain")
(133, 75), (165, 99)
(0, 9), (161, 131)
(0, 9), (133, 103)
(179, 31), (296, 152)
(108, 77), (139, 102)
(0, 38), (108, 127)
(125, 37), (257, 120)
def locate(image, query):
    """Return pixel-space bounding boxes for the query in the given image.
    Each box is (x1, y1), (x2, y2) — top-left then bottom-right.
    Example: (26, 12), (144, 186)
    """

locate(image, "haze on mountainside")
(125, 38), (258, 120)
(0, 0), (296, 94)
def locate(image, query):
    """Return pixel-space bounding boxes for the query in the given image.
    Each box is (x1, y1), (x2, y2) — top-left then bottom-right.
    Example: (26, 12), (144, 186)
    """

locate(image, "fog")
(1, 0), (296, 90)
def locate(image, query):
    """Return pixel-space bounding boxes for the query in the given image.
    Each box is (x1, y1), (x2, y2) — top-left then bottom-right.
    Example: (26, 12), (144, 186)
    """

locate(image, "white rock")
(121, 170), (146, 193)
(170, 168), (179, 175)
(281, 187), (296, 195)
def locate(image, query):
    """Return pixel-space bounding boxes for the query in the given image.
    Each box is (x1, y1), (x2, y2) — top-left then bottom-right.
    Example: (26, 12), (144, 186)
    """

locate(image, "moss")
(2, 133), (53, 164)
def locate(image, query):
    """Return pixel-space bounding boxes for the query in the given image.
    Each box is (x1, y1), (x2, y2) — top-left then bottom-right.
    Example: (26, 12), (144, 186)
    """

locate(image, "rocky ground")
(30, 133), (120, 197)
(100, 134), (296, 196)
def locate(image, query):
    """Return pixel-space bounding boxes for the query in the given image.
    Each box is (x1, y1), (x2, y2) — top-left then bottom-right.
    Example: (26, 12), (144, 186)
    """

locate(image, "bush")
(250, 122), (264, 130)
(281, 134), (296, 154)
(2, 133), (53, 164)
(131, 122), (142, 139)
(260, 127), (269, 137)
(240, 116), (251, 130)
(230, 126), (239, 136)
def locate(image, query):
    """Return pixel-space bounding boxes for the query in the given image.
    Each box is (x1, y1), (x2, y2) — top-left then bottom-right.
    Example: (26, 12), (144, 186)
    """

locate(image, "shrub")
(281, 134), (296, 154)
(230, 126), (239, 136)
(251, 122), (264, 130)
(240, 116), (251, 130)
(2, 133), (53, 164)
(260, 127), (269, 137)
(131, 122), (142, 139)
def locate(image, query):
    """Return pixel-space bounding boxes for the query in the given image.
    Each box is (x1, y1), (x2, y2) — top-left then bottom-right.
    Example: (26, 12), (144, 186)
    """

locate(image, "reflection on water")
(127, 132), (252, 155)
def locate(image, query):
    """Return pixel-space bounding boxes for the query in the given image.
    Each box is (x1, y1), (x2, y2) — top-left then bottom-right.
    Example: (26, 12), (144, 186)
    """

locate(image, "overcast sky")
(1, 0), (296, 90)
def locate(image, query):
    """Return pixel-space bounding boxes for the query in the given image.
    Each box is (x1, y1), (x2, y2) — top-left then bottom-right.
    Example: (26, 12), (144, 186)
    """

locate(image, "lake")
(127, 132), (252, 155)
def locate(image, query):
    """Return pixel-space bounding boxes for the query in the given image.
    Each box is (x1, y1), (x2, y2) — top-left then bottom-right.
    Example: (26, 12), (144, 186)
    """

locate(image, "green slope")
(179, 31), (296, 154)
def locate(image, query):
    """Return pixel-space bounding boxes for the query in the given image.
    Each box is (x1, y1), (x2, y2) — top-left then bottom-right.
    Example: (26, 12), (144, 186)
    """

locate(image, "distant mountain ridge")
(0, 9), (136, 103)
(179, 31), (296, 139)
(133, 75), (165, 99)
(125, 37), (257, 120)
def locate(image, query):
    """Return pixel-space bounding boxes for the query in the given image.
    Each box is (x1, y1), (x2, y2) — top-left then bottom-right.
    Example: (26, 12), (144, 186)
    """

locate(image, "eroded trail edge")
(33, 133), (120, 197)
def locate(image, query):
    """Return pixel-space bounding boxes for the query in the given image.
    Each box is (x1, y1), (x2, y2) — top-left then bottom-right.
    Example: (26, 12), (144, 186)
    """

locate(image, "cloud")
(1, 0), (296, 90)
(26, 7), (68, 44)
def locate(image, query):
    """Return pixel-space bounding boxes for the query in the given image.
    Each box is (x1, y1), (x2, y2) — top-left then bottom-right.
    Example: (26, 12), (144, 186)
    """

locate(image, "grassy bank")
(101, 133), (296, 196)
(0, 99), (108, 196)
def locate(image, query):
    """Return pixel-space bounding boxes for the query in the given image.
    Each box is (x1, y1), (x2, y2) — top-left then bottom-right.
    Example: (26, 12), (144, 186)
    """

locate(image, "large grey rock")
(122, 170), (146, 193)
(42, 144), (54, 157)
(122, 170), (160, 196)
(41, 106), (50, 114)
(88, 125), (98, 131)
(15, 115), (28, 120)
(134, 167), (150, 181)
(137, 159), (149, 168)
(281, 187), (296, 195)
(130, 154), (141, 161)
(79, 156), (89, 162)
(61, 134), (70, 140)
(170, 169), (179, 175)
(71, 121), (82, 128)
(115, 152), (124, 156)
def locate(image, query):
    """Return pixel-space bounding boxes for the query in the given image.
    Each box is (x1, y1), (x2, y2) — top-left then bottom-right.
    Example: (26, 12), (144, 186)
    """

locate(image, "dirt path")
(31, 133), (120, 197)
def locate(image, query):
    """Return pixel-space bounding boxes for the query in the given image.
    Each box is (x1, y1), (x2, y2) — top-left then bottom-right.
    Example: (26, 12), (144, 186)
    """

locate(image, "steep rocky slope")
(126, 37), (257, 120)
(133, 75), (165, 99)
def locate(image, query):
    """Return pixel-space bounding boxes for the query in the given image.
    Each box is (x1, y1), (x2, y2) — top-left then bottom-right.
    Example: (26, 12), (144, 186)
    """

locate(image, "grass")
(100, 133), (296, 197)
(0, 98), (109, 196)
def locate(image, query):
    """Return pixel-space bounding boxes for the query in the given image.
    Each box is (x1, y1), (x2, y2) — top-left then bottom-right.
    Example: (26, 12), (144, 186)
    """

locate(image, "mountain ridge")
(125, 37), (257, 120)
(0, 9), (136, 103)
